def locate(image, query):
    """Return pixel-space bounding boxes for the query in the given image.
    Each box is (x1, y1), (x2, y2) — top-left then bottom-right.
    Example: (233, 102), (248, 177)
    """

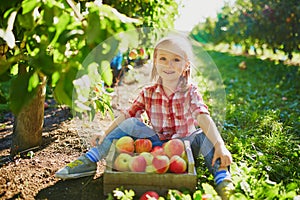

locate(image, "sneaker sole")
(55, 170), (96, 180)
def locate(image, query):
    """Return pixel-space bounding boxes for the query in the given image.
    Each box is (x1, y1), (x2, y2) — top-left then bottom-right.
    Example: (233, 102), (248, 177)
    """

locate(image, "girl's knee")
(117, 117), (139, 129)
(122, 117), (140, 125)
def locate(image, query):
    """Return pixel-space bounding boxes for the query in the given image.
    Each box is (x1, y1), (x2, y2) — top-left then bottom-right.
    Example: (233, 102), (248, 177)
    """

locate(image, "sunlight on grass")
(196, 47), (300, 198)
(210, 43), (300, 66)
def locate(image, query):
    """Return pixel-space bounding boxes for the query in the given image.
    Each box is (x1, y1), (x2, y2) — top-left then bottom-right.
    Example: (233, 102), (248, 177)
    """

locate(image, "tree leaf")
(100, 60), (112, 86)
(53, 77), (72, 106)
(28, 72), (39, 92)
(17, 12), (34, 29)
(21, 0), (41, 15)
(51, 71), (60, 87)
(9, 72), (37, 114)
(50, 12), (70, 45)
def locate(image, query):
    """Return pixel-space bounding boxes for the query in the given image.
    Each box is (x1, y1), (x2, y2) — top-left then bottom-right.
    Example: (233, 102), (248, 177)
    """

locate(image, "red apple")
(129, 49), (138, 60)
(150, 146), (165, 157)
(114, 153), (132, 172)
(163, 139), (185, 158)
(140, 191), (159, 200)
(116, 136), (135, 154)
(152, 155), (169, 174)
(138, 48), (145, 57)
(139, 152), (154, 165)
(169, 155), (187, 173)
(135, 138), (152, 153)
(129, 155), (147, 172)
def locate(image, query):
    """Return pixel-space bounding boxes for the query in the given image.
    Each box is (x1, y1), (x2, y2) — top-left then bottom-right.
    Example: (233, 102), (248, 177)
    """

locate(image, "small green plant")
(26, 151), (34, 159)
(106, 188), (135, 200)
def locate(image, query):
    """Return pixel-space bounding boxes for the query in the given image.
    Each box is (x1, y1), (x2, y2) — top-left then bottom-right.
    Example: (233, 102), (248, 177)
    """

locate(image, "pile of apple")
(113, 136), (188, 174)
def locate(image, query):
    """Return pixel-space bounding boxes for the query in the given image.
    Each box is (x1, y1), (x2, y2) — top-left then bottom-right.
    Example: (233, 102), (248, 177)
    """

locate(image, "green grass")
(198, 51), (300, 198)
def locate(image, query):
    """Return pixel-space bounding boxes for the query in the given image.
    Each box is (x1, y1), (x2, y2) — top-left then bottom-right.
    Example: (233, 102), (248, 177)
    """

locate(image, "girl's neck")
(161, 79), (179, 97)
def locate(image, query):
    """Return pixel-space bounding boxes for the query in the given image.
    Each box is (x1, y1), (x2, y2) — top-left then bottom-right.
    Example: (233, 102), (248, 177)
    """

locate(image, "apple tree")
(192, 0), (300, 58)
(0, 0), (139, 156)
(0, 0), (180, 156)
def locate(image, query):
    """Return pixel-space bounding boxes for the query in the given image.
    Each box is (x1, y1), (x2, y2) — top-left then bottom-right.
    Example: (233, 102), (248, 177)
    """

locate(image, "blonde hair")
(151, 35), (194, 86)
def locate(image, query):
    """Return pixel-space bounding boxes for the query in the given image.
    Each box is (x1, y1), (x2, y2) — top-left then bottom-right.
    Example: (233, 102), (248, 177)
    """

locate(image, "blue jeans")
(91, 117), (221, 176)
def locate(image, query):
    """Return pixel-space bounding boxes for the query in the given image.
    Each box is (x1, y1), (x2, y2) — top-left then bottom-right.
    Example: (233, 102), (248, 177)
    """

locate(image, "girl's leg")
(181, 130), (220, 175)
(182, 130), (234, 199)
(86, 117), (162, 162)
(55, 117), (161, 179)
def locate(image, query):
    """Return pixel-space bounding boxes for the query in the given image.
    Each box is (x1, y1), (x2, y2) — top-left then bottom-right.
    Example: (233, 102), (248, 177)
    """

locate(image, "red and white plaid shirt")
(126, 83), (209, 140)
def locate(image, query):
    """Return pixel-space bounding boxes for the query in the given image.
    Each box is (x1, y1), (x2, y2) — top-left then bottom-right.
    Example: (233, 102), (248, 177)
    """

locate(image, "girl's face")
(155, 45), (188, 82)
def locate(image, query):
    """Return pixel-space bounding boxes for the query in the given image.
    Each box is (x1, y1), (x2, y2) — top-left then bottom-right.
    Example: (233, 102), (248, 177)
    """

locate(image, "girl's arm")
(90, 112), (126, 146)
(196, 113), (232, 168)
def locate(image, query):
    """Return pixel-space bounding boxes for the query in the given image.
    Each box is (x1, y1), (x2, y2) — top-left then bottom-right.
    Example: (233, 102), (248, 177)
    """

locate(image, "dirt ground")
(0, 64), (152, 200)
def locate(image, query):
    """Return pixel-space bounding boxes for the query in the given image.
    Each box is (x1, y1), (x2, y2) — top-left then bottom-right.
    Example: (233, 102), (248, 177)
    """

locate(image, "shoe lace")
(67, 159), (84, 169)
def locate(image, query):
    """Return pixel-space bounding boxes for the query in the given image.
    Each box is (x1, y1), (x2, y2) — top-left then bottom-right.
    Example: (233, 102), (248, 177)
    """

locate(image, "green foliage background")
(0, 0), (179, 116)
(191, 0), (300, 58)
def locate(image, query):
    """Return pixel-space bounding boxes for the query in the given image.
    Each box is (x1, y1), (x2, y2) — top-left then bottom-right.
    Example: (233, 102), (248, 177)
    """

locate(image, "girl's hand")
(212, 142), (232, 168)
(90, 131), (105, 146)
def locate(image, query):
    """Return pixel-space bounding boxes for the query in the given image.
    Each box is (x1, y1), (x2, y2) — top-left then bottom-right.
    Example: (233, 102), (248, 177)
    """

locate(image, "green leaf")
(89, 106), (96, 121)
(99, 60), (112, 86)
(230, 193), (248, 200)
(0, 58), (11, 76)
(28, 72), (39, 92)
(87, 62), (101, 83)
(22, 0), (41, 14)
(9, 72), (37, 114)
(51, 71), (60, 87)
(54, 67), (77, 107)
(50, 12), (70, 46)
(86, 10), (103, 45)
(54, 78), (72, 106)
(201, 183), (219, 198)
(286, 182), (298, 192)
(192, 190), (202, 200)
(43, 5), (54, 27)
(17, 12), (34, 29)
(30, 50), (56, 76)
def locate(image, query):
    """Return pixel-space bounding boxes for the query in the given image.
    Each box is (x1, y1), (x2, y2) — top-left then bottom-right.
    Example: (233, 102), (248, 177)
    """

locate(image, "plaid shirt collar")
(155, 77), (187, 96)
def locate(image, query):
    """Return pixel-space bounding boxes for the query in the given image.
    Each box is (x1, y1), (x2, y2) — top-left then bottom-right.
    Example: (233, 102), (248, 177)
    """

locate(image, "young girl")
(55, 35), (234, 199)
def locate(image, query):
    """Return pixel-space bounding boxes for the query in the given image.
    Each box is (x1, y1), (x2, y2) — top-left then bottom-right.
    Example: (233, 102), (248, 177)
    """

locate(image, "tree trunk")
(10, 75), (47, 157)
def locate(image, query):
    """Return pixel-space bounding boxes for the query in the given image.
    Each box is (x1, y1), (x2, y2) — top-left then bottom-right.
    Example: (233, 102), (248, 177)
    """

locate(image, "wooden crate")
(103, 140), (197, 197)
